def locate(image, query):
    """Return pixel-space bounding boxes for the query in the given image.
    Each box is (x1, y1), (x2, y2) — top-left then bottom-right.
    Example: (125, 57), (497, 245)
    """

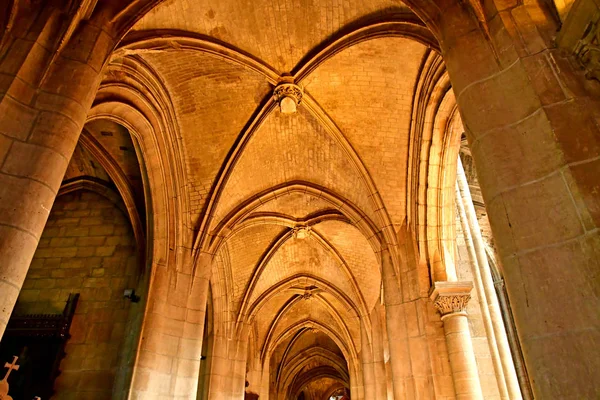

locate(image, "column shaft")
(129, 254), (211, 398)
(494, 280), (534, 400)
(439, 2), (600, 397)
(206, 331), (248, 399)
(360, 320), (376, 399)
(371, 307), (389, 400)
(0, 20), (115, 338)
(455, 179), (509, 398)
(430, 281), (483, 400)
(442, 312), (484, 400)
(380, 248), (415, 399)
(456, 157), (521, 399)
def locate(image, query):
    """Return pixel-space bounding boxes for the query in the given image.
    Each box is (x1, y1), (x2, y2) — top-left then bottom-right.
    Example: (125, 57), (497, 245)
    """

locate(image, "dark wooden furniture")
(0, 294), (79, 400)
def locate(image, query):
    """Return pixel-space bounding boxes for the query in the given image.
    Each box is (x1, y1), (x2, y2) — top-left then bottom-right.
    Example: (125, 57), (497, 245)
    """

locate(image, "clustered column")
(380, 247), (414, 399)
(455, 156), (524, 399)
(430, 281), (483, 400)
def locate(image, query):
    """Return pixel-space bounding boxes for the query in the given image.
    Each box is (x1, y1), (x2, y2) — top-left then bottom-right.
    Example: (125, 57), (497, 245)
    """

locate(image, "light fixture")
(124, 289), (140, 303)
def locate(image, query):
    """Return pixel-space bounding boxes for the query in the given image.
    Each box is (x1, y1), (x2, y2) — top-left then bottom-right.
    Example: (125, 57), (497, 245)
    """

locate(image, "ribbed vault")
(5, 1), (587, 399)
(102, 1), (444, 397)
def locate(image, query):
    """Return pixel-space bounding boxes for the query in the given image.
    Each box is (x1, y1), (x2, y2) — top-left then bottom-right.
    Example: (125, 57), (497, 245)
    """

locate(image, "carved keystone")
(273, 82), (303, 114)
(292, 226), (311, 239)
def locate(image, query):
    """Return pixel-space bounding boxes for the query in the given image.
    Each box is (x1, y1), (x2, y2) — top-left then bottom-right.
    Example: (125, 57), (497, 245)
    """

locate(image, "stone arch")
(107, 0), (444, 43)
(111, 8), (452, 274)
(58, 177), (127, 217)
(207, 183), (382, 258)
(229, 225), (371, 328)
(408, 49), (471, 282)
(115, 18), (438, 83)
(279, 348), (349, 389)
(407, 48), (465, 281)
(257, 294), (360, 370)
(119, 34), (444, 267)
(90, 56), (210, 398)
(93, 56), (192, 264)
(245, 276), (361, 337)
(422, 89), (462, 280)
(288, 366), (348, 400)
(114, 30), (281, 83)
(264, 319), (361, 390)
(432, 105), (463, 277)
(77, 130), (145, 257)
(293, 19), (439, 80)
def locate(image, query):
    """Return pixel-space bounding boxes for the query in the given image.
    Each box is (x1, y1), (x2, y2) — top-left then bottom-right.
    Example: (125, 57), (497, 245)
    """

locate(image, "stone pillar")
(371, 306), (389, 400)
(455, 157), (522, 399)
(360, 320), (376, 399)
(380, 247), (415, 399)
(245, 352), (263, 400)
(0, 15), (115, 337)
(259, 359), (270, 400)
(129, 253), (211, 398)
(430, 281), (483, 400)
(438, 1), (600, 397)
(231, 336), (249, 400)
(206, 333), (233, 400)
(350, 365), (365, 400)
(199, 325), (215, 400)
(206, 331), (248, 400)
(493, 278), (533, 400)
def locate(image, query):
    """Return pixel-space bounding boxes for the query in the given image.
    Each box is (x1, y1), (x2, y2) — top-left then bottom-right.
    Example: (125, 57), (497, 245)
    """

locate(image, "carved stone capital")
(429, 281), (473, 316)
(273, 82), (303, 114)
(556, 1), (600, 83)
(574, 20), (600, 82)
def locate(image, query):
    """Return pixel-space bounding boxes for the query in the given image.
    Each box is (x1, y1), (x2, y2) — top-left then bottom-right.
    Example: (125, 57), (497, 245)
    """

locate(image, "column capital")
(429, 281), (473, 316)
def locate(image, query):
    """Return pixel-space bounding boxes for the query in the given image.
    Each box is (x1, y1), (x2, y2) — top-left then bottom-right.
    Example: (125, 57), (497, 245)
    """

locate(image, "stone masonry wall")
(15, 190), (138, 399)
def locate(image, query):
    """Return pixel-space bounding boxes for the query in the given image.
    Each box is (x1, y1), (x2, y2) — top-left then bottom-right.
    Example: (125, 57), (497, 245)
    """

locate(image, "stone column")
(0, 15), (115, 337)
(259, 359), (270, 400)
(206, 333), (233, 400)
(380, 247), (415, 399)
(199, 325), (215, 400)
(231, 336), (249, 400)
(455, 157), (522, 399)
(360, 320), (376, 399)
(438, 1), (600, 397)
(371, 306), (389, 400)
(430, 281), (483, 400)
(493, 278), (533, 400)
(129, 253), (211, 398)
(245, 352), (263, 400)
(206, 330), (248, 400)
(350, 371), (364, 400)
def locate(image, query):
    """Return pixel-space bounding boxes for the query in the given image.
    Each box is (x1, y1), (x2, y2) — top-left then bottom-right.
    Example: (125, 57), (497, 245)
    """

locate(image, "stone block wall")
(14, 190), (139, 399)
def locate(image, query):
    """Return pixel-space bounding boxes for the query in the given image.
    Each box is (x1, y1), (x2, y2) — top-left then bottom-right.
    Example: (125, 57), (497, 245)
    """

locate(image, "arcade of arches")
(0, 0), (599, 399)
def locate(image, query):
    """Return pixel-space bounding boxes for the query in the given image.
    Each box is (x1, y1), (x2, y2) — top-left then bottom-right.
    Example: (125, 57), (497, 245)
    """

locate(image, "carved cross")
(0, 356), (19, 400)
(2, 357), (19, 381)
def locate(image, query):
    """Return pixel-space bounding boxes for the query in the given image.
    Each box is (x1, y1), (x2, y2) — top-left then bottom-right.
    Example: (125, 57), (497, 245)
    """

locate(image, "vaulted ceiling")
(101, 0), (439, 395)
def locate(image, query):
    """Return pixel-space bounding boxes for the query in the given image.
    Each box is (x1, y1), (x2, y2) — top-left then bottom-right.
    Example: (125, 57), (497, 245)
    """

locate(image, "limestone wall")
(15, 190), (138, 399)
